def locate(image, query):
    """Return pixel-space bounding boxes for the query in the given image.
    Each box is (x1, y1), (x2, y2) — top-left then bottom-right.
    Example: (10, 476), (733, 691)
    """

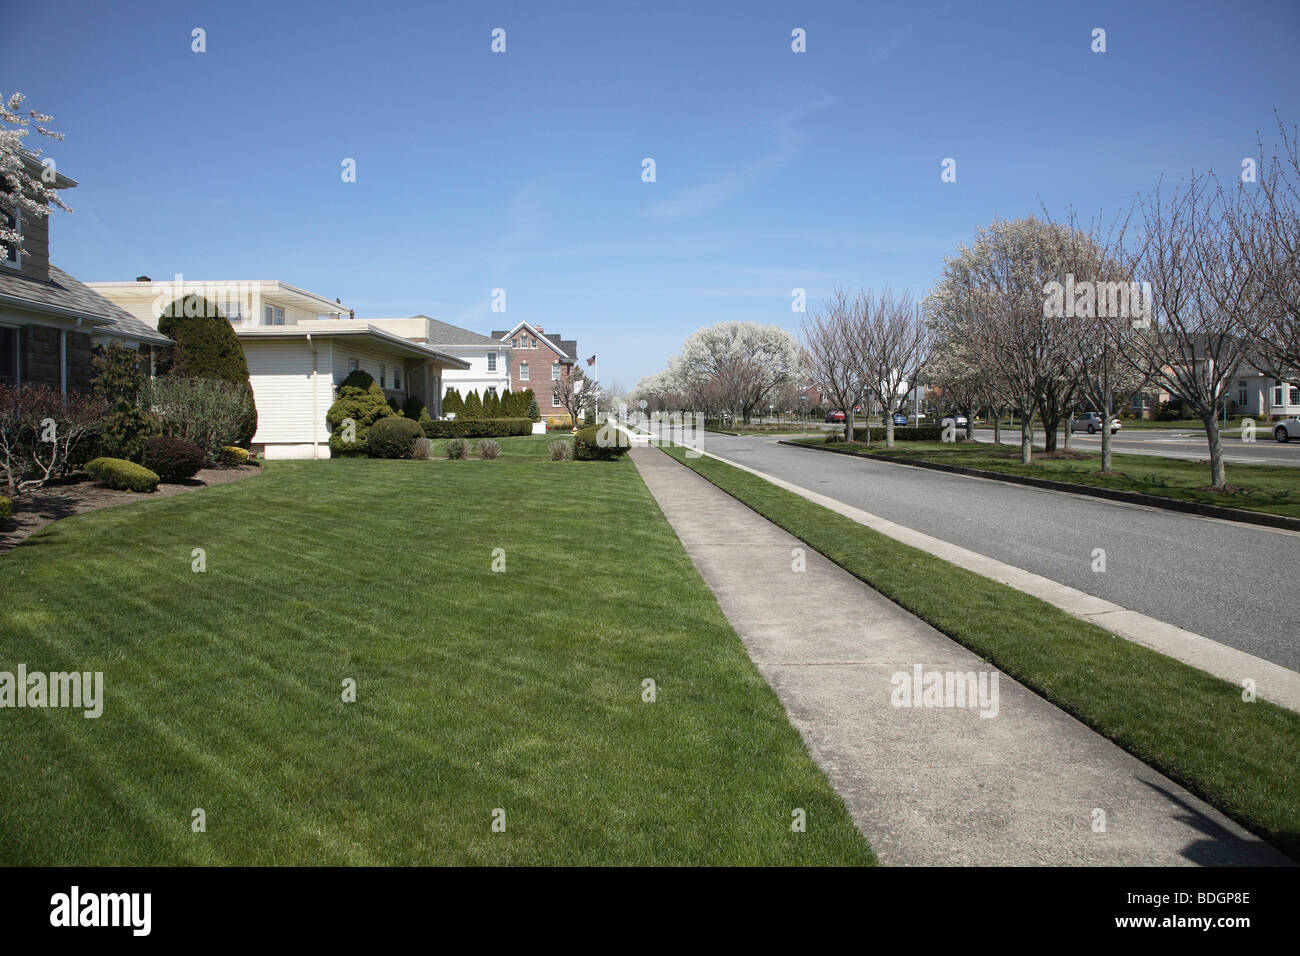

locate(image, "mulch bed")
(1, 465), (261, 555)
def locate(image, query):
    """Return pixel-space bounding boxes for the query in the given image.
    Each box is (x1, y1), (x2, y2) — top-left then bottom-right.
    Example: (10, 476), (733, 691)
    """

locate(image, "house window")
(263, 305), (285, 325)
(487, 353), (497, 372)
(552, 392), (562, 407)
(393, 366), (401, 390)
(552, 362), (560, 381)
(1274, 383), (1285, 408)
(511, 338), (518, 348)
(487, 386), (497, 396)
(1, 202), (20, 268)
(379, 365), (387, 388)
(520, 362), (529, 381)
(0, 326), (17, 383)
(223, 301), (242, 323)
(1238, 381), (1248, 409)
(1291, 387), (1300, 407)
(530, 336), (537, 349)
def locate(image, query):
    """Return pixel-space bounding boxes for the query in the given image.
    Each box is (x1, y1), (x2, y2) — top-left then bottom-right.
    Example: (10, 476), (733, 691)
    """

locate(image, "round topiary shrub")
(327, 380), (393, 456)
(142, 436), (205, 482)
(574, 424), (630, 461)
(85, 457), (160, 493)
(339, 369), (376, 391)
(367, 416), (424, 459)
(220, 445), (250, 465)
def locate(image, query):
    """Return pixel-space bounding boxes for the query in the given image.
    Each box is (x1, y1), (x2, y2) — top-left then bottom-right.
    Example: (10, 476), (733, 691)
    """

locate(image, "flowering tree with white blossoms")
(1, 92), (70, 260)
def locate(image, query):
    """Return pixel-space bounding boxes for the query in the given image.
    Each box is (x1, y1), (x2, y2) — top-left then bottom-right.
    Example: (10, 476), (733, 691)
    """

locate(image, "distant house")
(330, 314), (514, 402)
(1, 159), (169, 392)
(491, 320), (578, 421)
(1124, 337), (1299, 421)
(89, 279), (469, 459)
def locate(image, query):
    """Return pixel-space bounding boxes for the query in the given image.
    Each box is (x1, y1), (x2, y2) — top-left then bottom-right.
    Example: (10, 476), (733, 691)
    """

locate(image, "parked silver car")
(1274, 419), (1300, 443)
(1071, 412), (1121, 435)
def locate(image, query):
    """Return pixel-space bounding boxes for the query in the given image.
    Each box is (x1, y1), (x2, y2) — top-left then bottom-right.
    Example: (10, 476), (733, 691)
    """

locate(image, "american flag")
(586, 354), (596, 366)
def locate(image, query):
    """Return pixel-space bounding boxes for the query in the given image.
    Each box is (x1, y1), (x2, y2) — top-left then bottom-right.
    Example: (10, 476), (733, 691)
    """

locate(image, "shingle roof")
(0, 264), (170, 344)
(411, 314), (507, 347)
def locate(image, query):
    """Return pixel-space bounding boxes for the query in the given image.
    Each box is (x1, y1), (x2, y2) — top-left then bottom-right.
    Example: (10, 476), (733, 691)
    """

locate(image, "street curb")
(777, 439), (1300, 534)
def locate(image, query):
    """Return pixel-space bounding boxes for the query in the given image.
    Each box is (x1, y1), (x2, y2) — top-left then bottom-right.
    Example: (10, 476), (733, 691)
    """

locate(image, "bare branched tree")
(801, 288), (869, 442)
(847, 289), (934, 447)
(1126, 175), (1256, 488)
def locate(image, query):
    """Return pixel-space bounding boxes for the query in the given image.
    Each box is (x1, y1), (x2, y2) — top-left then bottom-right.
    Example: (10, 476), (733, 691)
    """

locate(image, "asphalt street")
(648, 423), (1300, 671)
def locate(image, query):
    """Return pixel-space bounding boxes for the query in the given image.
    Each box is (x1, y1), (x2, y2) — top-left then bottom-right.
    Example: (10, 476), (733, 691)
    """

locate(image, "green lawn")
(662, 445), (1300, 860)
(791, 437), (1300, 518)
(0, 441), (874, 865)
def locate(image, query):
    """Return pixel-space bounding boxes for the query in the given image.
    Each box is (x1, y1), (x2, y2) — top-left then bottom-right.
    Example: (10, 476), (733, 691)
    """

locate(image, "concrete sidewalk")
(631, 446), (1290, 866)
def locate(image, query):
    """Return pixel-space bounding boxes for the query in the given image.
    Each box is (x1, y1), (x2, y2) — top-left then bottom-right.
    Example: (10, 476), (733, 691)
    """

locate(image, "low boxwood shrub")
(0, 495), (10, 523)
(548, 440), (572, 461)
(367, 417), (424, 459)
(220, 445), (249, 465)
(445, 438), (470, 460)
(422, 417), (531, 439)
(85, 457), (159, 493)
(142, 436), (205, 482)
(574, 424), (630, 461)
(477, 439), (501, 460)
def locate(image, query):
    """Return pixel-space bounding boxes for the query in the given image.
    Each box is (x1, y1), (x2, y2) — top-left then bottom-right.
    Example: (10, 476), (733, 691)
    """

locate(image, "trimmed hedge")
(0, 495), (10, 523)
(86, 457), (160, 493)
(220, 445), (250, 465)
(367, 417), (424, 459)
(422, 417), (531, 439)
(142, 436), (205, 482)
(574, 424), (631, 461)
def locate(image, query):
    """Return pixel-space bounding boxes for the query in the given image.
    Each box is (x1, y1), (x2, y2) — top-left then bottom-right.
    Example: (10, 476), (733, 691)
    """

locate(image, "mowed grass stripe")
(1, 450), (875, 866)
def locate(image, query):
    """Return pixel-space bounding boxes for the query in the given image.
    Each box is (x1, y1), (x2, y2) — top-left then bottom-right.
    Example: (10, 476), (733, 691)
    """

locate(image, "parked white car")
(1274, 419), (1300, 443)
(1071, 412), (1121, 435)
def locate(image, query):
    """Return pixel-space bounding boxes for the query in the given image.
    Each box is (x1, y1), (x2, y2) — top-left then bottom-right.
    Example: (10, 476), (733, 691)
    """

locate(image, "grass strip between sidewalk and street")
(787, 437), (1300, 519)
(661, 444), (1300, 860)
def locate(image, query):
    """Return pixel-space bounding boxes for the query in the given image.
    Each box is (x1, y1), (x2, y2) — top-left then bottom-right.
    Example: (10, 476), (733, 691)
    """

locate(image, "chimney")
(536, 325), (544, 333)
(136, 275), (152, 282)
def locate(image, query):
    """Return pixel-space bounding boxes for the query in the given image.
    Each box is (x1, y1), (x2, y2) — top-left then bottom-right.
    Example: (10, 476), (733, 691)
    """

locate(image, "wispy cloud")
(868, 0), (962, 64)
(644, 91), (837, 221)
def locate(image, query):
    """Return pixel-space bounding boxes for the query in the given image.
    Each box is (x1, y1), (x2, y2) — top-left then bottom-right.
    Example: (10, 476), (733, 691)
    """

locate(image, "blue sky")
(4, 0), (1299, 387)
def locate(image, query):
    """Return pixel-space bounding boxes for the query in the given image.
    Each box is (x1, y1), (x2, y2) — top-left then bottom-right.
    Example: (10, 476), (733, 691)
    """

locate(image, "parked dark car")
(825, 410), (846, 423)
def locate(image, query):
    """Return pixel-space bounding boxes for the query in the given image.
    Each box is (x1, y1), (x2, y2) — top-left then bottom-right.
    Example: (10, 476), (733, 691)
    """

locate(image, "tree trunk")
(885, 413), (896, 448)
(992, 406), (1001, 445)
(1100, 422), (1113, 474)
(1062, 417), (1072, 451)
(1020, 403), (1033, 464)
(846, 410), (856, 443)
(1202, 411), (1227, 489)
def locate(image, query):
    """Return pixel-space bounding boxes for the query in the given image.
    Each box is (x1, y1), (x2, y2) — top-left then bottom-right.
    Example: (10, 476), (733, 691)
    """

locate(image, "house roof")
(85, 279), (350, 317)
(408, 314), (506, 347)
(0, 264), (171, 345)
(234, 324), (471, 369)
(491, 320), (576, 360)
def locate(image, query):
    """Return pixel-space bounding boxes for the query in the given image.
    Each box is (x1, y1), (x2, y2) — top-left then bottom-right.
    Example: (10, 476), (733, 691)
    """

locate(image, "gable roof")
(0, 264), (171, 345)
(491, 320), (574, 359)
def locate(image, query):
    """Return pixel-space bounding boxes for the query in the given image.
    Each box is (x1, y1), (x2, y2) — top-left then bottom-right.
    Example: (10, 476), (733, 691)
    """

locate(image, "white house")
(1231, 364), (1300, 420)
(87, 279), (469, 459)
(301, 314), (515, 402)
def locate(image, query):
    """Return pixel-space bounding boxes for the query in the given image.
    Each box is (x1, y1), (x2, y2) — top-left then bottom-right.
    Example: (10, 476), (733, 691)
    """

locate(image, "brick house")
(1, 157), (169, 391)
(490, 320), (578, 423)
